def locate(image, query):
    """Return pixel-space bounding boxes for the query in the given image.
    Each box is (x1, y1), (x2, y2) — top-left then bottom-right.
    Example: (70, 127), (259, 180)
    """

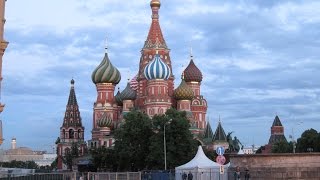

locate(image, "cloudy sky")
(1, 0), (319, 152)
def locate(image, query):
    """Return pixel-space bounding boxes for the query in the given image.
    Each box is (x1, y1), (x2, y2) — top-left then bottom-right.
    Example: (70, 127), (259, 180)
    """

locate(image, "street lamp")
(164, 119), (172, 170)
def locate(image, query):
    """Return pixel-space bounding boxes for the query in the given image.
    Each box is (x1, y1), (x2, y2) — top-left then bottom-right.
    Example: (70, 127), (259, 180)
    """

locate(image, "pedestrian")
(182, 172), (187, 180)
(244, 168), (250, 180)
(234, 166), (241, 180)
(187, 171), (193, 180)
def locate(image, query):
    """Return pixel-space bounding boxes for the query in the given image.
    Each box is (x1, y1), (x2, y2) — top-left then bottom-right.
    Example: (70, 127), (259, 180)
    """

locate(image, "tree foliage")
(92, 108), (199, 171)
(271, 141), (293, 153)
(63, 142), (80, 170)
(90, 146), (117, 171)
(0, 160), (39, 169)
(114, 109), (154, 171)
(296, 128), (320, 152)
(147, 108), (198, 170)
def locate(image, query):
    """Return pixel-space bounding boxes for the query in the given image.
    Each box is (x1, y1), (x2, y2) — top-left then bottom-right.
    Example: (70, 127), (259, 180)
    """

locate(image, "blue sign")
(216, 147), (225, 155)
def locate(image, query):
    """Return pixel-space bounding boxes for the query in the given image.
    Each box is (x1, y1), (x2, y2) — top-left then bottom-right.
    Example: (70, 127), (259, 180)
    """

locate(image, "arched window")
(69, 129), (74, 139)
(65, 148), (70, 155)
(78, 129), (81, 138)
(63, 129), (66, 138)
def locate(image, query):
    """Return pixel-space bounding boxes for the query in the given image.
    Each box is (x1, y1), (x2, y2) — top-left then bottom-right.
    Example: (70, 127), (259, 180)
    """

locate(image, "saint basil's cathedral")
(57, 0), (208, 169)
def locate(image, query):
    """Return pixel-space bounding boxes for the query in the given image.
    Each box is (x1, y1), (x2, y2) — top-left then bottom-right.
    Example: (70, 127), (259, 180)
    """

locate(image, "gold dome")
(150, 0), (161, 8)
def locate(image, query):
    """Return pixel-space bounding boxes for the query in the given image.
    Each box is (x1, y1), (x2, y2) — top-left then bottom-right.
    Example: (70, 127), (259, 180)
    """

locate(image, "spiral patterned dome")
(144, 54), (171, 80)
(97, 112), (113, 128)
(91, 53), (121, 84)
(174, 77), (194, 100)
(183, 59), (202, 82)
(115, 88), (123, 106)
(120, 82), (137, 100)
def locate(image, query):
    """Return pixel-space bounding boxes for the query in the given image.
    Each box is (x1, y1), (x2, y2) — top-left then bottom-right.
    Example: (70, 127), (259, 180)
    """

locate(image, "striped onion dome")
(120, 82), (137, 100)
(91, 42), (121, 84)
(115, 87), (123, 106)
(183, 58), (203, 82)
(144, 54), (171, 80)
(174, 75), (194, 100)
(130, 74), (138, 91)
(97, 112), (113, 128)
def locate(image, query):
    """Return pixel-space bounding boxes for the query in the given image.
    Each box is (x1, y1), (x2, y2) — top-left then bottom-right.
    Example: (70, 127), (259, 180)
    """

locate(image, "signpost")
(215, 146), (226, 179)
(216, 146), (225, 156)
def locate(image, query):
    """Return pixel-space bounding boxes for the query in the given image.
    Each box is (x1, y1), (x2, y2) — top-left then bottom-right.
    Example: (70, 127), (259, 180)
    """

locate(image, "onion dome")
(183, 55), (203, 82)
(91, 38), (121, 84)
(120, 82), (137, 100)
(115, 87), (123, 106)
(97, 112), (113, 128)
(144, 54), (171, 80)
(174, 75), (194, 100)
(150, 0), (161, 8)
(130, 74), (138, 91)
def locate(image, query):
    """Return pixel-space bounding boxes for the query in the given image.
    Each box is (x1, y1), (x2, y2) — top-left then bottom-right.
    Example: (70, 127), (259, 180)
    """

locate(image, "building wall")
(229, 153), (320, 179)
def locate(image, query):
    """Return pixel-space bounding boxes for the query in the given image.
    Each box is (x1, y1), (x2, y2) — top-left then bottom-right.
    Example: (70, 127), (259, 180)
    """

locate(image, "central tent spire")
(144, 0), (167, 49)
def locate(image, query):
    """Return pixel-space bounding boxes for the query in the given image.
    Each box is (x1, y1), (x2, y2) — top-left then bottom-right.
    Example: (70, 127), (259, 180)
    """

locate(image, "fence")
(0, 172), (76, 180)
(87, 172), (141, 180)
(1, 168), (320, 180)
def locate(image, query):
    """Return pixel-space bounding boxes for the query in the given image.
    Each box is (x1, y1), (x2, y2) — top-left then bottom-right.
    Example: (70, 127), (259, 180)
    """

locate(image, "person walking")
(187, 171), (193, 180)
(234, 166), (241, 180)
(244, 168), (250, 180)
(182, 172), (187, 180)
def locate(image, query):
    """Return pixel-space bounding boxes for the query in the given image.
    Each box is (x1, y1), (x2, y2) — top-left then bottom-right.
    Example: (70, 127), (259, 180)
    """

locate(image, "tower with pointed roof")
(203, 120), (229, 150)
(262, 115), (287, 153)
(56, 79), (86, 170)
(136, 0), (175, 116)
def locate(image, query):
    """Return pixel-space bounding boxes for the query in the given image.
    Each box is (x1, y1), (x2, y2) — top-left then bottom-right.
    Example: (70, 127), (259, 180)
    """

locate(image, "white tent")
(175, 146), (229, 180)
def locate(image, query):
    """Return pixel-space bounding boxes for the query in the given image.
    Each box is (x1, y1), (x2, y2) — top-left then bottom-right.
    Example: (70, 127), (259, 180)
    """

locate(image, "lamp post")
(164, 119), (172, 170)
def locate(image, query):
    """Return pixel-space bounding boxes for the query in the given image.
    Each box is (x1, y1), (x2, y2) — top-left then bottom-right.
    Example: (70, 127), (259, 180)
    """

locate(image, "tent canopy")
(176, 146), (222, 170)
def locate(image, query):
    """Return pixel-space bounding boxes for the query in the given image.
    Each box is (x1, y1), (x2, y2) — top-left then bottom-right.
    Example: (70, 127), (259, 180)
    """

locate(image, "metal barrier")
(87, 172), (141, 180)
(0, 172), (77, 180)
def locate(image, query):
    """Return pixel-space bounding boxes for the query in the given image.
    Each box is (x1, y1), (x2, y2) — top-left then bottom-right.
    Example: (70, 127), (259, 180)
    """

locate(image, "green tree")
(147, 108), (198, 170)
(271, 141), (292, 153)
(296, 128), (320, 152)
(63, 142), (80, 170)
(90, 146), (117, 171)
(114, 109), (154, 171)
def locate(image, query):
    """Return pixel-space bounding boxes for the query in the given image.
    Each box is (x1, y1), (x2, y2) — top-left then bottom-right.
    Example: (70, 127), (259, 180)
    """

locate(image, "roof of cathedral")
(212, 120), (228, 142)
(62, 79), (83, 127)
(67, 79), (78, 106)
(143, 0), (167, 49)
(174, 74), (194, 100)
(115, 87), (123, 106)
(203, 122), (214, 140)
(91, 41), (121, 84)
(184, 55), (203, 82)
(144, 54), (171, 80)
(272, 115), (283, 126)
(97, 112), (113, 128)
(120, 82), (137, 100)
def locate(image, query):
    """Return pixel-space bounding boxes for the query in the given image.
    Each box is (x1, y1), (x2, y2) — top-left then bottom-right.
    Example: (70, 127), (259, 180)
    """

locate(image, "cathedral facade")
(88, 0), (208, 149)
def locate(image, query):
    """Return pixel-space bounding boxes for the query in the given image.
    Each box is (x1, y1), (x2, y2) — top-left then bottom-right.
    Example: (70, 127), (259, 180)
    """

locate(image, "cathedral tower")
(90, 39), (121, 148)
(183, 53), (207, 130)
(56, 79), (86, 170)
(136, 0), (174, 113)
